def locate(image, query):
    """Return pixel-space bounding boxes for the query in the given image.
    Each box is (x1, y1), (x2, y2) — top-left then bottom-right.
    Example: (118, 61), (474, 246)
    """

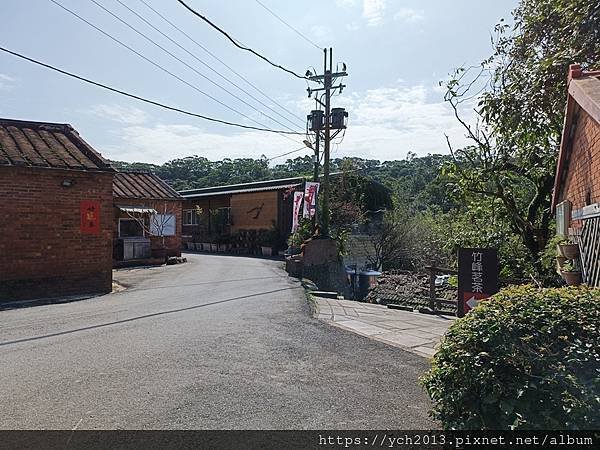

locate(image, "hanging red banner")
(80, 200), (101, 234)
(292, 191), (304, 232)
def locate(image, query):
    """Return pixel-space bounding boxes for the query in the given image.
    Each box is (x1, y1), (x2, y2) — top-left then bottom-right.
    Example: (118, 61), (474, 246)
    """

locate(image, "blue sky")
(0, 0), (517, 164)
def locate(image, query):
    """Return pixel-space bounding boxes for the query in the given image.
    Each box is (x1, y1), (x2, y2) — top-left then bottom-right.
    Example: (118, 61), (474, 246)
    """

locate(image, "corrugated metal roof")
(179, 177), (304, 199)
(0, 118), (113, 171)
(113, 171), (182, 200)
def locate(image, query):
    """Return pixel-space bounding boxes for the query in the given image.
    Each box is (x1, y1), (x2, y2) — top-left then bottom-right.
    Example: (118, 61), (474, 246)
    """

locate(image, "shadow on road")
(123, 275), (288, 293)
(0, 286), (302, 348)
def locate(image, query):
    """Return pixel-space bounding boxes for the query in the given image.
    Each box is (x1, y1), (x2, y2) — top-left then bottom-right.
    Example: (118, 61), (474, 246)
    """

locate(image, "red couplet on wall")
(80, 200), (101, 234)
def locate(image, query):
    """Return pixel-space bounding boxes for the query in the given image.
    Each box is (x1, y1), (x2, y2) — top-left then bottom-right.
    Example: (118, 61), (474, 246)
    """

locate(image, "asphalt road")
(0, 253), (435, 429)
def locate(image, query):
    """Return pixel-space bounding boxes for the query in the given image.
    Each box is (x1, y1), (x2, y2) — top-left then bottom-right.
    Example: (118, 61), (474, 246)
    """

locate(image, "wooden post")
(427, 265), (436, 311)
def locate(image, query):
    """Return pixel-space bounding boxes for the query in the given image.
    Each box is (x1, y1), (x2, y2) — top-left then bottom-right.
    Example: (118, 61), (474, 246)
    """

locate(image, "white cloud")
(345, 22), (361, 31)
(0, 73), (15, 91)
(393, 7), (425, 23)
(362, 0), (386, 27)
(336, 0), (356, 7)
(89, 104), (148, 125)
(102, 124), (306, 164)
(311, 25), (333, 43)
(328, 84), (473, 160)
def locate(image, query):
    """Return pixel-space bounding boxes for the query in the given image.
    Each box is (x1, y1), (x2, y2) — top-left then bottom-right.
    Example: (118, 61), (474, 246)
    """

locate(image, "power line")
(102, 0), (304, 132)
(253, 0), (321, 50)
(137, 0), (305, 124)
(48, 0), (300, 144)
(85, 0), (302, 134)
(266, 146), (310, 162)
(177, 0), (307, 80)
(0, 46), (303, 135)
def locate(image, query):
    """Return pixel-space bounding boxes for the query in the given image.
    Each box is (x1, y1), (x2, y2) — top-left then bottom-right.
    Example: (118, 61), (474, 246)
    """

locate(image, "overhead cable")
(138, 0), (305, 124)
(253, 0), (321, 50)
(177, 0), (308, 80)
(99, 0), (304, 132)
(48, 0), (300, 143)
(0, 46), (303, 135)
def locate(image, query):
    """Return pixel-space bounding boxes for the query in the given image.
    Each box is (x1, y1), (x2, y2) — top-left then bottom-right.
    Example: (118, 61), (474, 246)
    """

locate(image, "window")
(556, 200), (571, 236)
(183, 209), (199, 226)
(150, 214), (176, 236)
(119, 219), (144, 238)
(213, 207), (231, 233)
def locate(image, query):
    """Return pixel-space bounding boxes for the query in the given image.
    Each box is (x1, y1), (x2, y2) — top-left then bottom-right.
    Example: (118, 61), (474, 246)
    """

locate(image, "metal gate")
(576, 217), (600, 287)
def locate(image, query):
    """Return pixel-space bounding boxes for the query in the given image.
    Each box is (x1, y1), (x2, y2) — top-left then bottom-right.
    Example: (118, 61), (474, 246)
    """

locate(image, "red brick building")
(113, 171), (182, 262)
(552, 65), (600, 286)
(0, 118), (115, 302)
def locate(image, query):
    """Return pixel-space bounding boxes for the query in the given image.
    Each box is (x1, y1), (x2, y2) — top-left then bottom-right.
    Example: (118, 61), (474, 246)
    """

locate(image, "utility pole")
(313, 129), (320, 182)
(322, 48), (331, 236)
(306, 48), (347, 237)
(311, 128), (320, 232)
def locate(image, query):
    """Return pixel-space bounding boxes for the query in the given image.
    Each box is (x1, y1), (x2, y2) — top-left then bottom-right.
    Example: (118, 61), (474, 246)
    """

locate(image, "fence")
(576, 216), (600, 287)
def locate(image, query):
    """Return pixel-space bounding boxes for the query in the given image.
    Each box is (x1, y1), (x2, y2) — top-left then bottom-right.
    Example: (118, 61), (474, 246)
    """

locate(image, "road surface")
(0, 253), (435, 429)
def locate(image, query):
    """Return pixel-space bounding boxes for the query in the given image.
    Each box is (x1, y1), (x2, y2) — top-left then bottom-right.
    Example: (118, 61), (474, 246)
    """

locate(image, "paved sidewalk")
(312, 297), (455, 358)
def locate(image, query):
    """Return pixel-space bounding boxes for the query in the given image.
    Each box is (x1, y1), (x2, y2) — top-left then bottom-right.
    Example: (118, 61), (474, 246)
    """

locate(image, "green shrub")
(421, 285), (600, 430)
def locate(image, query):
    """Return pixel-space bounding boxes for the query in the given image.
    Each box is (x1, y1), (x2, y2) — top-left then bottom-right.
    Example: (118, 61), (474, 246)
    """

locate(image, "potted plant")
(556, 254), (567, 269)
(558, 238), (579, 259)
(201, 234), (213, 251)
(259, 229), (277, 257)
(561, 261), (582, 286)
(286, 219), (312, 255)
(216, 234), (230, 252)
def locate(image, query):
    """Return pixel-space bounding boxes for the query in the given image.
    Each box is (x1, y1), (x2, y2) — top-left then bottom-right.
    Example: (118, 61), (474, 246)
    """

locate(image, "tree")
(122, 202), (178, 256)
(443, 0), (600, 273)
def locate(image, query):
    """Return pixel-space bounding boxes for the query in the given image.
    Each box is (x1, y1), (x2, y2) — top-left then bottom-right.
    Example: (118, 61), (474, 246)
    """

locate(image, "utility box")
(120, 237), (151, 260)
(307, 110), (324, 131)
(331, 108), (348, 129)
(357, 270), (381, 300)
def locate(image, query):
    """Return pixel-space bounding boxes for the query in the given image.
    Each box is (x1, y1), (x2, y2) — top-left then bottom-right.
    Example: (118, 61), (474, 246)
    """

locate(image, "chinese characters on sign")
(457, 248), (498, 317)
(291, 191), (304, 233)
(80, 200), (101, 234)
(303, 182), (320, 219)
(471, 251), (484, 293)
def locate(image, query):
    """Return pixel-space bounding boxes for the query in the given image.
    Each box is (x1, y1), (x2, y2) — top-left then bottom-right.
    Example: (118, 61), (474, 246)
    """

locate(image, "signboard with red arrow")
(458, 248), (499, 317)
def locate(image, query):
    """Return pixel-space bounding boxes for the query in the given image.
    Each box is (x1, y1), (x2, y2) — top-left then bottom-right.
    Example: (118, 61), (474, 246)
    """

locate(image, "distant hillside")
(111, 152), (454, 211)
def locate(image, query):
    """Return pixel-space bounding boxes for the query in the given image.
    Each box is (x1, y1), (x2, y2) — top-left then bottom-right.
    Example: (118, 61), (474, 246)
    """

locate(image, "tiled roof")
(0, 118), (113, 171)
(113, 171), (182, 200)
(179, 177), (304, 199)
(552, 65), (600, 209)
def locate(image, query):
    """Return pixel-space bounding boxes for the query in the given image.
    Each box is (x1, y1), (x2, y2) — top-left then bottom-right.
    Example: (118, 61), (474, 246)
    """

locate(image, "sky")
(0, 0), (518, 164)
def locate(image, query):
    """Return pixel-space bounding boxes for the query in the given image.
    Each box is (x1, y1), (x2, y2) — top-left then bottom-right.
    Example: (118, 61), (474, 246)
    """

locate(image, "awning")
(116, 205), (157, 214)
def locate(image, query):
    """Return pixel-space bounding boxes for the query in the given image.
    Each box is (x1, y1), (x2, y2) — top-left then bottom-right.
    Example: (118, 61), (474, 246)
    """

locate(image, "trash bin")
(346, 266), (359, 299)
(357, 270), (382, 300)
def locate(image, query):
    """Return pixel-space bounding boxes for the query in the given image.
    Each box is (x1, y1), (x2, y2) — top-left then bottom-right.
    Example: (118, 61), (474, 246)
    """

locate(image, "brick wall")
(560, 109), (600, 229)
(113, 198), (182, 257)
(0, 167), (114, 302)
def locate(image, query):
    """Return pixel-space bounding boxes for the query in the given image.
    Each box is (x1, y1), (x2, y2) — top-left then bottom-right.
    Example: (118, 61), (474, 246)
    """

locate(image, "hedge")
(421, 285), (600, 429)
